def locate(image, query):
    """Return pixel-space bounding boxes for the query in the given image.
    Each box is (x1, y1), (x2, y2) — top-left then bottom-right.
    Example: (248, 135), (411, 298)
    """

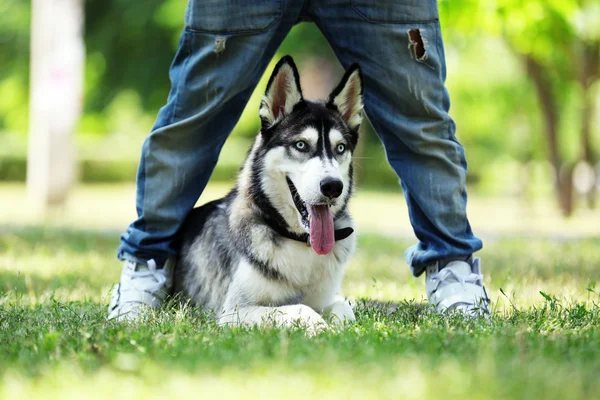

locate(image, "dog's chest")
(272, 240), (352, 288)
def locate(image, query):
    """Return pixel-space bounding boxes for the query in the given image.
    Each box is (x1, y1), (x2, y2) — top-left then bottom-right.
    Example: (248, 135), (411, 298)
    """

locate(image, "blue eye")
(336, 143), (346, 154)
(295, 141), (308, 151)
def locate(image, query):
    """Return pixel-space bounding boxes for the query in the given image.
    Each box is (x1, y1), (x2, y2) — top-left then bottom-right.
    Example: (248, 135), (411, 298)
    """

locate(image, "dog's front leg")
(322, 296), (355, 325)
(218, 304), (328, 334)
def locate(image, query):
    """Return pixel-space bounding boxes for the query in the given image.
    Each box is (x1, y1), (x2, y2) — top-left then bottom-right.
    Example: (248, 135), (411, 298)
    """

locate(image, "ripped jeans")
(117, 0), (482, 277)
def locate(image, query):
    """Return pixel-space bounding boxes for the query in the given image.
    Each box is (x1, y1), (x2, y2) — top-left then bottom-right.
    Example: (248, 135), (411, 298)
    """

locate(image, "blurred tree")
(2, 0), (597, 214)
(441, 0), (600, 216)
(576, 4), (600, 208)
(27, 0), (84, 213)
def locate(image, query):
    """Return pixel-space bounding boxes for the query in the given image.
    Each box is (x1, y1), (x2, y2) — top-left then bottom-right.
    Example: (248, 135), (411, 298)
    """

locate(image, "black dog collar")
(263, 215), (354, 247)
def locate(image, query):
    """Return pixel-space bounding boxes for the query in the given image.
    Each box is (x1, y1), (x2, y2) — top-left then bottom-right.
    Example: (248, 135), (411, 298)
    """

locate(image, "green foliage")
(83, 1), (180, 116)
(0, 156), (26, 181)
(0, 0), (30, 134)
(1, 0), (597, 195)
(441, 0), (600, 164)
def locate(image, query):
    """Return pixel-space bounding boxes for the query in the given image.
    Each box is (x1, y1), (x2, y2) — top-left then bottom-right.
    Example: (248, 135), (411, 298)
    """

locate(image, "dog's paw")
(277, 304), (328, 335)
(218, 304), (329, 336)
(323, 297), (355, 326)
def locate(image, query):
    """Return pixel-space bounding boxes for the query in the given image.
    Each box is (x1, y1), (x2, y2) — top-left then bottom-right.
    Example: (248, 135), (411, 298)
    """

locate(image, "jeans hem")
(117, 251), (169, 268)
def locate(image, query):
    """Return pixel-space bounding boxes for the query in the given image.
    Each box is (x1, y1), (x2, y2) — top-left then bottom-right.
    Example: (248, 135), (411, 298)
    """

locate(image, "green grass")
(1, 227), (600, 399)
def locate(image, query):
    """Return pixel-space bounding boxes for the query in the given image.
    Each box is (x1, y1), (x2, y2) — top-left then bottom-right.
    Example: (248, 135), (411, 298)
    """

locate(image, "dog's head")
(249, 56), (363, 255)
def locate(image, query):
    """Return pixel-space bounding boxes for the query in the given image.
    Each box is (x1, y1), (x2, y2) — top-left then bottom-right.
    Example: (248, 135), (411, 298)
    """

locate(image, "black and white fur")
(174, 56), (364, 331)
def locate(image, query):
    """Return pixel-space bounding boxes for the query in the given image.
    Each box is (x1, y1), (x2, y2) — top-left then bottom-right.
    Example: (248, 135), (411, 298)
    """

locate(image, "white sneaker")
(426, 257), (490, 315)
(108, 259), (172, 321)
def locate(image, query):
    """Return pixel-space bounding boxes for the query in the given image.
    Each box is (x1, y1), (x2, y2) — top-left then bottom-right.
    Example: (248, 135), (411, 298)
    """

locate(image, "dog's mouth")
(287, 177), (309, 228)
(286, 177), (335, 255)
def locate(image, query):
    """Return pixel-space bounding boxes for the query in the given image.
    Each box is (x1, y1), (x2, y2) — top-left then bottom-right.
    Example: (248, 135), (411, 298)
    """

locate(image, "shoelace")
(121, 259), (168, 295)
(429, 266), (483, 287)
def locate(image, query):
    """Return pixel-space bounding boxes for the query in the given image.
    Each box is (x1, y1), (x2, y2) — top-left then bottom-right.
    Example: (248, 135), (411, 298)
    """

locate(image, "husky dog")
(173, 56), (364, 331)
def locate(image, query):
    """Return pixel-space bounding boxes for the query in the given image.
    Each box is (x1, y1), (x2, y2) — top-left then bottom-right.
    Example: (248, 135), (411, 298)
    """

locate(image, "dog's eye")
(336, 143), (346, 154)
(294, 141), (308, 152)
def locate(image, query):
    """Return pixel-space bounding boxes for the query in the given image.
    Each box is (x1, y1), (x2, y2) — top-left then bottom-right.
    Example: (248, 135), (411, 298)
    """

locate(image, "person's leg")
(118, 1), (304, 266)
(312, 1), (488, 312)
(109, 1), (305, 320)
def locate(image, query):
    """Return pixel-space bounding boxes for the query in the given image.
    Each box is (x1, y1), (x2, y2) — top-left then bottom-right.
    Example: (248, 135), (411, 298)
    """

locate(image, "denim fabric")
(118, 0), (483, 277)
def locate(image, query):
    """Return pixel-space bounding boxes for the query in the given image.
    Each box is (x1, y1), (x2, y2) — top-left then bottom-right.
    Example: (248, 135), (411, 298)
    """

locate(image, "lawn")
(1, 224), (599, 399)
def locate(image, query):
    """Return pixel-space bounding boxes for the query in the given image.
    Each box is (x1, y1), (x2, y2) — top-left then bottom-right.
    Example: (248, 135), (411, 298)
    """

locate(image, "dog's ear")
(259, 56), (303, 130)
(327, 64), (364, 131)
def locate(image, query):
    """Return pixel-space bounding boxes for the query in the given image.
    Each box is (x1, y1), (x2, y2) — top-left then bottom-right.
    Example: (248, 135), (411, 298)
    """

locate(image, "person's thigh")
(312, 0), (482, 274)
(119, 0), (303, 264)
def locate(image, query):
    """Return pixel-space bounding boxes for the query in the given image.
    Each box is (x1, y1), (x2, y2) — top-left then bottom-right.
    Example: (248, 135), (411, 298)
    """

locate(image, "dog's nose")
(320, 177), (344, 199)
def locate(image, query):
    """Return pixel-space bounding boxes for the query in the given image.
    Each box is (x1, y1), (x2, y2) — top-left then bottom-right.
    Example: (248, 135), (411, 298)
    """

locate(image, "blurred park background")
(0, 0), (599, 233)
(1, 2), (600, 397)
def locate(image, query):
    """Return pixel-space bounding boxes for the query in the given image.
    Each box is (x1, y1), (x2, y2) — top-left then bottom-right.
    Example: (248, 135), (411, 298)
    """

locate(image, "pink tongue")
(308, 205), (335, 255)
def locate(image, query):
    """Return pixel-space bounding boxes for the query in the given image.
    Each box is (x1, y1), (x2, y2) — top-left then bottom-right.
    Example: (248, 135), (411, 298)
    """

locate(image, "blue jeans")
(118, 0), (482, 277)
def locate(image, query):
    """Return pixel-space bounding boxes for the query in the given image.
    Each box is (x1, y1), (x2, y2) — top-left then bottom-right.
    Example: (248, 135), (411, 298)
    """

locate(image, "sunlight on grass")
(1, 296), (598, 400)
(1, 187), (599, 399)
(1, 228), (598, 310)
(4, 355), (597, 400)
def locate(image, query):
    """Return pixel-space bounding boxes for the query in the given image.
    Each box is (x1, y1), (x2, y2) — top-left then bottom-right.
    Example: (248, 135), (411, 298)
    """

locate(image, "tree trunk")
(27, 0), (84, 215)
(580, 88), (597, 209)
(524, 55), (574, 216)
(578, 42), (599, 209)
